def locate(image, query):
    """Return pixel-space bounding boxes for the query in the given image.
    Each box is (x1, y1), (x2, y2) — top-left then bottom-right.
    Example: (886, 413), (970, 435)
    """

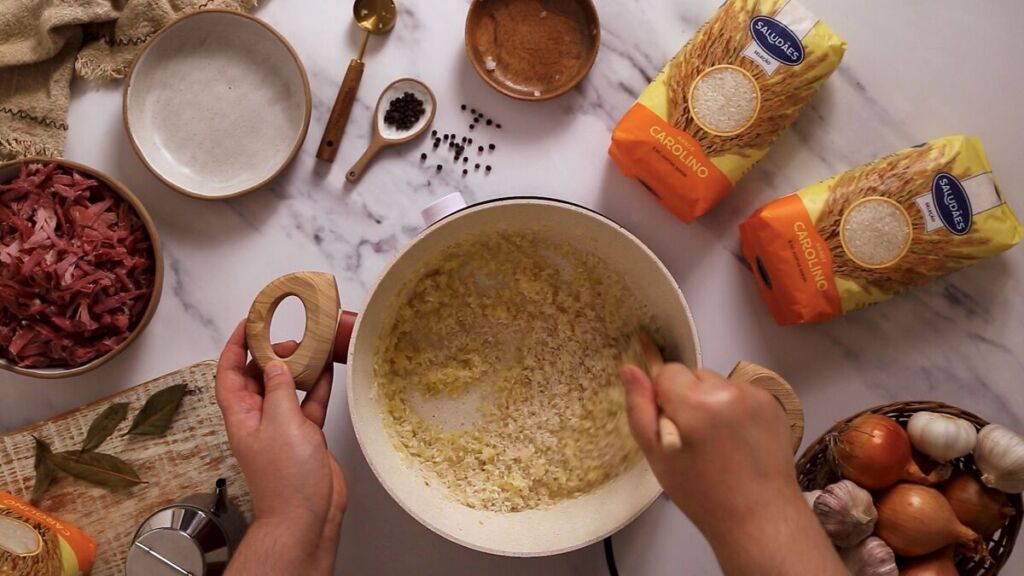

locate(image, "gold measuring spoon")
(346, 78), (436, 183)
(316, 0), (397, 162)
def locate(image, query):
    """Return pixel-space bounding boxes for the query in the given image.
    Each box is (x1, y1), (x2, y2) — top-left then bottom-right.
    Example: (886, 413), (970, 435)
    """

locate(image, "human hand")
(216, 320), (349, 575)
(620, 363), (845, 575)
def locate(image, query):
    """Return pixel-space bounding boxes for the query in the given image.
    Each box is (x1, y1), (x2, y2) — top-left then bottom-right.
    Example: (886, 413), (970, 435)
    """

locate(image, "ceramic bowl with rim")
(465, 0), (601, 101)
(0, 157), (163, 379)
(123, 10), (311, 200)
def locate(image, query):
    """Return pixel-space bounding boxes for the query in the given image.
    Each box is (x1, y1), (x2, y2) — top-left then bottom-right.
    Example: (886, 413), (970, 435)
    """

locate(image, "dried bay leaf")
(51, 451), (145, 490)
(80, 402), (130, 452)
(128, 384), (187, 436)
(31, 436), (55, 503)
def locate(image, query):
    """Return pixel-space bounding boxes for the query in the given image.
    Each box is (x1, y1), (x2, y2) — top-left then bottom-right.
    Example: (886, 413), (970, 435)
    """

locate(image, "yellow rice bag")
(609, 0), (845, 222)
(740, 136), (1024, 325)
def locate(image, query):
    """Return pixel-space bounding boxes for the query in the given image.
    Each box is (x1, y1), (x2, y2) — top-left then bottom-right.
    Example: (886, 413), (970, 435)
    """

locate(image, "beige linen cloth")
(0, 0), (257, 160)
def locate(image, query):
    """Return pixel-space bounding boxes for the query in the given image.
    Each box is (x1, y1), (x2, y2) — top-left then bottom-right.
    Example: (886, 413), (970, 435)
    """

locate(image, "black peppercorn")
(420, 153), (427, 160)
(496, 124), (502, 129)
(486, 119), (493, 126)
(461, 104), (467, 110)
(463, 157), (468, 164)
(486, 165), (492, 172)
(475, 163), (481, 169)
(436, 164), (442, 172)
(469, 124), (475, 130)
(443, 134), (448, 141)
(471, 108), (477, 114)
(478, 146), (484, 152)
(489, 144), (496, 151)
(462, 169), (468, 175)
(431, 130), (437, 137)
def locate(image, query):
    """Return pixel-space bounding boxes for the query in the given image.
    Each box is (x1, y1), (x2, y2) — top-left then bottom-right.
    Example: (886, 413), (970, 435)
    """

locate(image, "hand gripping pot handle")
(246, 271), (348, 392)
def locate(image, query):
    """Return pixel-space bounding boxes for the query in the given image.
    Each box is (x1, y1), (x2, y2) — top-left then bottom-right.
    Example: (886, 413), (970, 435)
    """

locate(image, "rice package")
(740, 136), (1024, 325)
(609, 0), (846, 223)
(0, 492), (96, 575)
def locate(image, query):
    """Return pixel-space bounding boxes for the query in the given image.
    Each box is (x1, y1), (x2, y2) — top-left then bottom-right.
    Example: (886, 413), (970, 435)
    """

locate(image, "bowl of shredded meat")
(0, 158), (162, 378)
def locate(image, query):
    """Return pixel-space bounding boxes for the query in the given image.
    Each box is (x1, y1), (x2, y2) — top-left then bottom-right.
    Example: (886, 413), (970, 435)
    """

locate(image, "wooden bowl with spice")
(0, 158), (163, 379)
(465, 0), (600, 101)
(797, 401), (1023, 575)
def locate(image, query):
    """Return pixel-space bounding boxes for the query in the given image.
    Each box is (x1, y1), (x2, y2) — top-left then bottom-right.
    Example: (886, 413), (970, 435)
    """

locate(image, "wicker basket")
(796, 401), (1023, 575)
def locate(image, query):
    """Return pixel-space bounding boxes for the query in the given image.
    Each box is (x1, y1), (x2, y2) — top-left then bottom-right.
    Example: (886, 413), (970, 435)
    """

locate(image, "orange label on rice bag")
(0, 492), (96, 575)
(739, 194), (842, 325)
(609, 103), (732, 223)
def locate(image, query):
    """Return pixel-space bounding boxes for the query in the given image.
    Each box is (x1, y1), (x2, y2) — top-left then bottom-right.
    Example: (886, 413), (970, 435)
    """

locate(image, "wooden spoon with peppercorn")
(346, 78), (436, 183)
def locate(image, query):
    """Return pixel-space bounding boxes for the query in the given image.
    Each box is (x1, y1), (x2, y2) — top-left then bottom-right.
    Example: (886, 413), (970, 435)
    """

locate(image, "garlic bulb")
(840, 537), (898, 576)
(907, 412), (978, 462)
(803, 490), (822, 508)
(812, 480), (877, 547)
(975, 424), (1024, 493)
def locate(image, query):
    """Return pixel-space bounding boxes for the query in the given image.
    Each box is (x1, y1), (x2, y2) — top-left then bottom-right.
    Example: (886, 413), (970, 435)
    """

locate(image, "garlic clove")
(841, 536), (898, 576)
(975, 424), (1024, 494)
(907, 412), (978, 463)
(813, 480), (877, 548)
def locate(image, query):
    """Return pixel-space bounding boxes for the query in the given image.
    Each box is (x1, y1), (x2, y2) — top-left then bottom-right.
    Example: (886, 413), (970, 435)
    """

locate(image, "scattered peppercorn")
(496, 124), (502, 129)
(431, 130), (437, 137)
(436, 164), (442, 172)
(486, 119), (493, 126)
(461, 104), (467, 110)
(475, 163), (481, 169)
(383, 91), (425, 131)
(443, 134), (449, 141)
(471, 108), (477, 114)
(469, 124), (475, 130)
(462, 169), (468, 175)
(420, 153), (427, 160)
(478, 146), (484, 152)
(463, 157), (468, 164)
(486, 165), (492, 172)
(489, 144), (496, 151)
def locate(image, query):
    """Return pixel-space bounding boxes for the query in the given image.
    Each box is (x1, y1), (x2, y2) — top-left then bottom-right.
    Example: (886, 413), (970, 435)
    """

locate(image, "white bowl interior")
(376, 80), (435, 141)
(348, 199), (701, 556)
(125, 12), (308, 198)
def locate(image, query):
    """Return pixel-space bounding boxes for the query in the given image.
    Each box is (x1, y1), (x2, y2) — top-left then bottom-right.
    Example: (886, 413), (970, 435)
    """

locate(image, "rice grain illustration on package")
(0, 492), (96, 576)
(740, 136), (1024, 325)
(609, 0), (846, 223)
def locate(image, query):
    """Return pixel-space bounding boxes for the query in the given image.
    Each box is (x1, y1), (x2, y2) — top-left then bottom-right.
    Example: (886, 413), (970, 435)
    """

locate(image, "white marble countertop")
(4, 1), (1024, 574)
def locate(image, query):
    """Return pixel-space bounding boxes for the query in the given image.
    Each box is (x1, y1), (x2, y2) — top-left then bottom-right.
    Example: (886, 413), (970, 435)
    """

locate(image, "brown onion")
(830, 415), (947, 490)
(899, 547), (958, 576)
(942, 471), (1016, 537)
(875, 483), (987, 558)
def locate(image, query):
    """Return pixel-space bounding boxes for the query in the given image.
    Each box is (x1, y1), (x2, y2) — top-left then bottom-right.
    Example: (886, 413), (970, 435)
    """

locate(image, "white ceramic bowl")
(123, 10), (311, 200)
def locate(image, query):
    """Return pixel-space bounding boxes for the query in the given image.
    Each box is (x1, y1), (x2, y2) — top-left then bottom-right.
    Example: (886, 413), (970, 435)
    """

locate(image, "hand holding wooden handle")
(246, 272), (341, 391)
(317, 59), (366, 162)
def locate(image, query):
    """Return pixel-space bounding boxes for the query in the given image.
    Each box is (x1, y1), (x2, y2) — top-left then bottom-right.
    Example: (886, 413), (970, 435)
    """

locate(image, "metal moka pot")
(125, 479), (247, 576)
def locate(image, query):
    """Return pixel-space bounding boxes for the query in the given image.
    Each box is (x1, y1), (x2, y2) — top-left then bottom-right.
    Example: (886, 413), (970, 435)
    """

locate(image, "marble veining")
(3, 1), (1024, 574)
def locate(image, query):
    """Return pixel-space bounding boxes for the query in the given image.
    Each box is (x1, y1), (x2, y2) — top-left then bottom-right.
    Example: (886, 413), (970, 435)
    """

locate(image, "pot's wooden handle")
(346, 139), (384, 183)
(246, 272), (340, 392)
(729, 360), (804, 453)
(317, 59), (366, 162)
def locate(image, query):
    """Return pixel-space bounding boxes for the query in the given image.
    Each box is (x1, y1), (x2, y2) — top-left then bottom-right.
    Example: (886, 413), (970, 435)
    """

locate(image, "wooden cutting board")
(0, 361), (252, 575)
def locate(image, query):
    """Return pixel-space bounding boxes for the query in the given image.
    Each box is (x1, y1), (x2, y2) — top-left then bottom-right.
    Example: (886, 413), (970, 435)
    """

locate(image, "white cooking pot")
(246, 195), (802, 557)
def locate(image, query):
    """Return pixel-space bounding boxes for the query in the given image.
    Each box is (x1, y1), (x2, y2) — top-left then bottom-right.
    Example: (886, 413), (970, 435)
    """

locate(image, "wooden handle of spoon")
(346, 138), (384, 182)
(317, 58), (365, 162)
(245, 272), (341, 391)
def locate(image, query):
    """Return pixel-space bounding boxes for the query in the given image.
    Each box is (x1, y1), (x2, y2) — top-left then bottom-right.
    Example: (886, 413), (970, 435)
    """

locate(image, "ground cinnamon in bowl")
(466, 0), (599, 100)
